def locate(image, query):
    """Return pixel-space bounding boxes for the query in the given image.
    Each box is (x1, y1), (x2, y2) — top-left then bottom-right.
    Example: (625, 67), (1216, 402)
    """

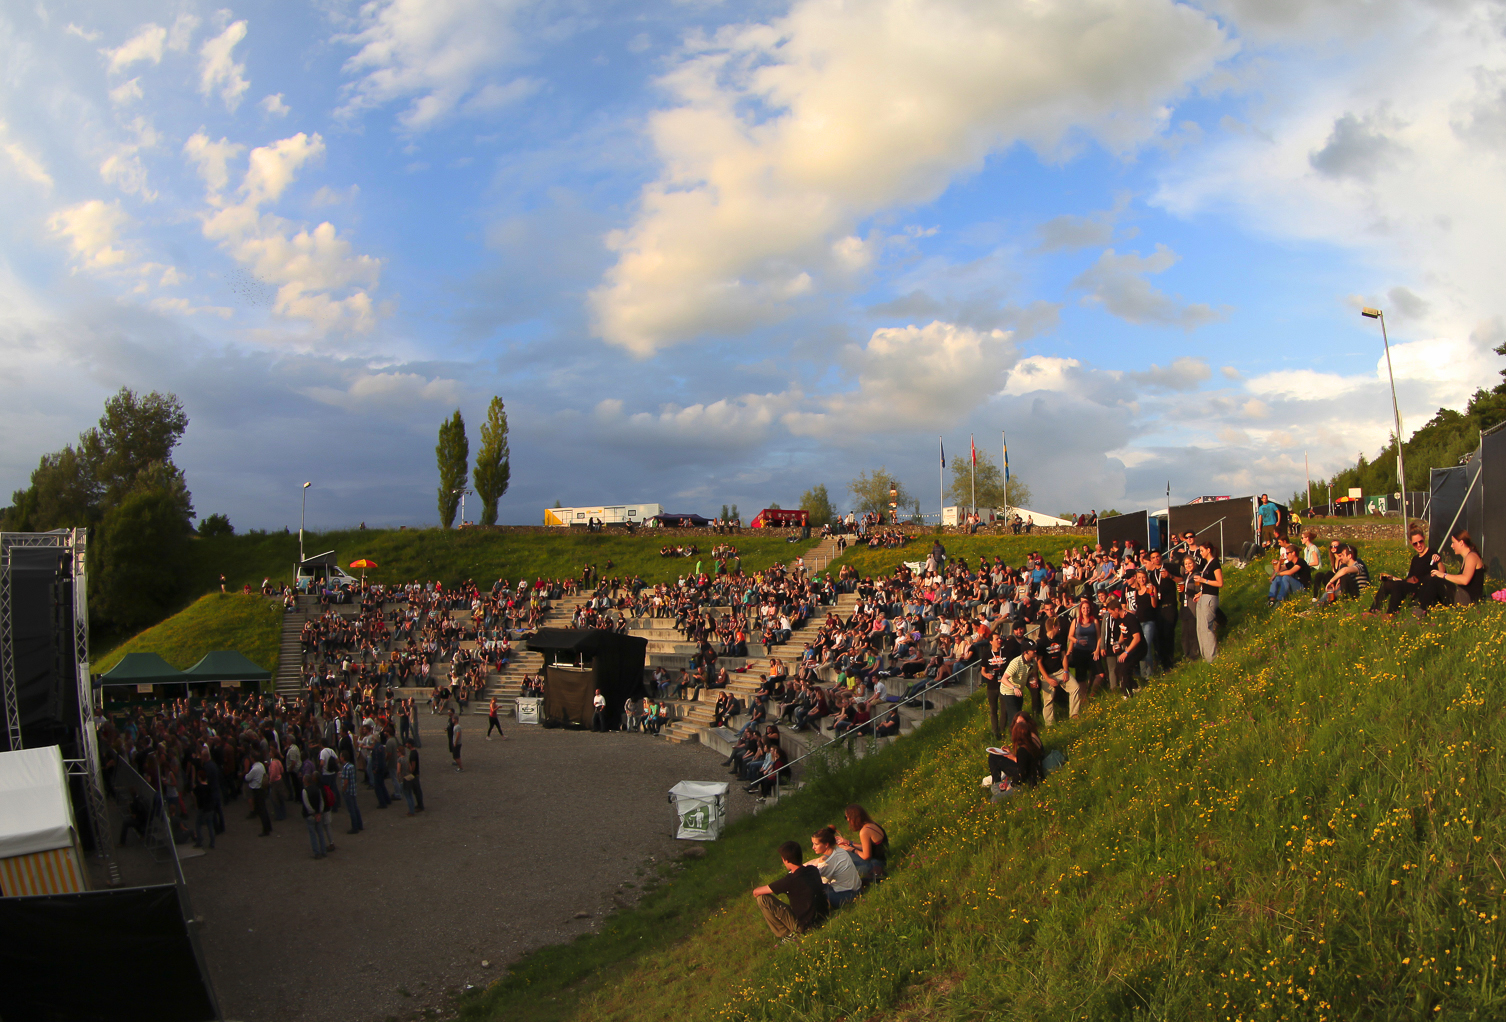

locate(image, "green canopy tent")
(182, 651), (272, 692)
(95, 653), (188, 699)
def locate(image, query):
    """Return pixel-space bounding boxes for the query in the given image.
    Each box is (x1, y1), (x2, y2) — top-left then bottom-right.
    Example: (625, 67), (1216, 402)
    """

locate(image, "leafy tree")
(92, 388), (188, 503)
(947, 450), (1032, 511)
(90, 467), (194, 629)
(198, 513), (234, 538)
(472, 396), (511, 526)
(436, 409), (469, 528)
(769, 502), (782, 510)
(849, 467), (912, 518)
(798, 484), (835, 526)
(721, 504), (730, 521)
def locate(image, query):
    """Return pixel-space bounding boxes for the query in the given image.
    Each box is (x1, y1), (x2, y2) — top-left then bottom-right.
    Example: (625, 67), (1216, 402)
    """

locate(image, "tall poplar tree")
(436, 409), (469, 528)
(472, 396), (511, 526)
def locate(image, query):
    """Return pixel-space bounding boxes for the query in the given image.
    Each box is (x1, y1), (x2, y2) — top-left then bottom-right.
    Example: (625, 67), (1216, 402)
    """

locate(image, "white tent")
(0, 745), (88, 896)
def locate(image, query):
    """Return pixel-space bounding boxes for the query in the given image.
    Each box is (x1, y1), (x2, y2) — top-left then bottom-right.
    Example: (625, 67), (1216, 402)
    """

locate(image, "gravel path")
(185, 722), (757, 1022)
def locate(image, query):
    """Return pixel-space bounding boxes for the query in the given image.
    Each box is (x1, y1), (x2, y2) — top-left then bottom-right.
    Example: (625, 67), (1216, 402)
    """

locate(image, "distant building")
(543, 503), (663, 527)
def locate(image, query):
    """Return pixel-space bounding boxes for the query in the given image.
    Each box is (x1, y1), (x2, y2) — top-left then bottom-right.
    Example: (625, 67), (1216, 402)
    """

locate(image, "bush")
(197, 513), (234, 538)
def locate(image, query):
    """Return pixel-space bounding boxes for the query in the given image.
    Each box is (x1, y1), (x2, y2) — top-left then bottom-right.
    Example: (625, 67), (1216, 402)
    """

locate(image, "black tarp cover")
(0, 883), (218, 1021)
(1481, 423), (1506, 580)
(1430, 462), (1479, 554)
(1097, 510), (1150, 552)
(1167, 497), (1255, 558)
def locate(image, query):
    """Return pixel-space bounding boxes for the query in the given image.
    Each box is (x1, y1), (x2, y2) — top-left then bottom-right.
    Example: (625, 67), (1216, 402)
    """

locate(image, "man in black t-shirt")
(752, 841), (829, 940)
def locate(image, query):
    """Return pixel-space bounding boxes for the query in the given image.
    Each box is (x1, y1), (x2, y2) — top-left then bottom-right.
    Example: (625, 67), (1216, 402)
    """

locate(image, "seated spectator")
(809, 826), (862, 907)
(1426, 531), (1486, 611)
(834, 804), (888, 881)
(751, 841), (829, 942)
(1267, 542), (1308, 605)
(1318, 544), (1370, 605)
(1367, 527), (1441, 617)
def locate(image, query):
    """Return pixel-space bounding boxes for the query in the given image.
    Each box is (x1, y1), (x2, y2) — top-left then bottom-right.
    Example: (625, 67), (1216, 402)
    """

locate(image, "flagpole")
(939, 436), (944, 529)
(1001, 429), (1009, 528)
(970, 434), (976, 518)
(1305, 451), (1313, 512)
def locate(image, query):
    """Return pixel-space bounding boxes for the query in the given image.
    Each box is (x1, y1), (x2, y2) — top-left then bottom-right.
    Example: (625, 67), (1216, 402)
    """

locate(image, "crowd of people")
(101, 688), (432, 861)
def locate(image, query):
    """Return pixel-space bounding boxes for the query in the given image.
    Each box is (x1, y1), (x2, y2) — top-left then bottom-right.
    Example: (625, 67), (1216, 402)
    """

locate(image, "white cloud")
(0, 120), (53, 190)
(1071, 244), (1225, 328)
(66, 24), (102, 43)
(108, 77), (144, 105)
(304, 371), (462, 411)
(593, 392), (795, 449)
(190, 132), (383, 334)
(1129, 356), (1213, 390)
(336, 0), (537, 131)
(260, 93), (290, 117)
(98, 117), (161, 201)
(104, 24), (166, 74)
(1035, 192), (1132, 251)
(183, 132), (245, 198)
(49, 200), (130, 269)
(199, 20), (250, 111)
(787, 320), (1019, 433)
(167, 13), (200, 53)
(590, 0), (1233, 355)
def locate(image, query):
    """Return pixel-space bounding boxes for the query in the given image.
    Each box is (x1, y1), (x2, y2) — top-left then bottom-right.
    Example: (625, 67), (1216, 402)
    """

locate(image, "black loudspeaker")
(5, 548), (79, 758)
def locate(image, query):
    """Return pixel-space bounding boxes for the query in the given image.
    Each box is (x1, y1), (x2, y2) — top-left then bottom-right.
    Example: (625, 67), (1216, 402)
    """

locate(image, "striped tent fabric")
(0, 846), (85, 896)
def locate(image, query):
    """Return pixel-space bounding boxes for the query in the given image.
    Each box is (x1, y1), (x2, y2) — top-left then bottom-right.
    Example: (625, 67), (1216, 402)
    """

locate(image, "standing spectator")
(338, 750), (364, 835)
(1257, 494), (1281, 547)
(370, 735), (391, 809)
(486, 698), (505, 740)
(244, 753), (272, 837)
(1194, 541), (1223, 662)
(404, 739), (425, 811)
(190, 758), (216, 850)
(301, 772), (329, 859)
(266, 751), (287, 821)
(591, 689), (607, 732)
(448, 713), (464, 771)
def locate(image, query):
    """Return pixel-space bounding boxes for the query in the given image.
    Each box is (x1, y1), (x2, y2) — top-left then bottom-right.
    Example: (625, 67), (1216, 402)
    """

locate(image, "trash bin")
(668, 781), (729, 840)
(515, 697), (541, 724)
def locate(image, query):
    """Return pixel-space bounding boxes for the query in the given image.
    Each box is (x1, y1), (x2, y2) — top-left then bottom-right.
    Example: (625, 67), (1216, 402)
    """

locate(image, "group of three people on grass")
(752, 805), (890, 941)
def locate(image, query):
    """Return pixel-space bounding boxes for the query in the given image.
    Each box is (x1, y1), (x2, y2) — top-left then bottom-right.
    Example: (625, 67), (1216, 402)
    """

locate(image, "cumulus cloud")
(1129, 356), (1213, 390)
(167, 13), (200, 53)
(593, 392), (796, 450)
(590, 0), (1232, 355)
(104, 24), (166, 73)
(260, 93), (290, 117)
(787, 320), (1019, 433)
(1071, 244), (1225, 328)
(199, 20), (250, 111)
(49, 200), (130, 270)
(336, 0), (539, 131)
(1309, 109), (1409, 182)
(188, 131), (383, 334)
(109, 78), (144, 105)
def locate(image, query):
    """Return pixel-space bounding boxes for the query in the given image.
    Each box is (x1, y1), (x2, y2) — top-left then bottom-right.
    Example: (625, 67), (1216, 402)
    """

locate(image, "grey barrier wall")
(1167, 497), (1255, 559)
(1096, 510), (1150, 552)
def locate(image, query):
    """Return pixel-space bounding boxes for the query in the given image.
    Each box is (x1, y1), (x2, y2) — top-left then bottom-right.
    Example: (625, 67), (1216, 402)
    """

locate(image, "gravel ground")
(185, 722), (758, 1022)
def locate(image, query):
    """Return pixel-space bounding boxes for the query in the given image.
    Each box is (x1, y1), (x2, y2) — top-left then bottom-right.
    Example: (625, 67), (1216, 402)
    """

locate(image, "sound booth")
(527, 629), (648, 730)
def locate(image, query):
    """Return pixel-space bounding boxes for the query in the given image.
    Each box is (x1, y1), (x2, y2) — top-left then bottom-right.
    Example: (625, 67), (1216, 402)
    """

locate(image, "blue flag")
(939, 437), (945, 468)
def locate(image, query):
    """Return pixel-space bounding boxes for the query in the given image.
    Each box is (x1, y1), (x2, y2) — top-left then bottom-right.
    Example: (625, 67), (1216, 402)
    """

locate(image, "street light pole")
(1361, 307), (1408, 546)
(300, 481), (312, 562)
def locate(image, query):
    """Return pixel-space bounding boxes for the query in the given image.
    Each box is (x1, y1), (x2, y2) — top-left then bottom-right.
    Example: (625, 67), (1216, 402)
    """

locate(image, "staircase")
(273, 600), (309, 697)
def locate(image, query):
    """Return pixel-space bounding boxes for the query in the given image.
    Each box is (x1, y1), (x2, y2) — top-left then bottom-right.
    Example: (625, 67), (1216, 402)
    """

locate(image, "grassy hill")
(457, 539), (1506, 1022)
(92, 593), (281, 675)
(186, 527), (818, 595)
(91, 528), (819, 667)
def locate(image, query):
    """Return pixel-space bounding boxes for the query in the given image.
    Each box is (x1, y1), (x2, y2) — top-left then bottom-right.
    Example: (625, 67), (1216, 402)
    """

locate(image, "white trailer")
(544, 503), (663, 527)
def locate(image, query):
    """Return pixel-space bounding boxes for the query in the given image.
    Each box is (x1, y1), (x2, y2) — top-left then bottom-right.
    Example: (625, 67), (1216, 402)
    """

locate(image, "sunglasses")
(1411, 539), (1426, 547)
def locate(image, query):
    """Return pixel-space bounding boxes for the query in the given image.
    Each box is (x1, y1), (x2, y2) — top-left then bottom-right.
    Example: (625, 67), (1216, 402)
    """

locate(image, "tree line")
(790, 452), (1031, 527)
(1294, 339), (1506, 508)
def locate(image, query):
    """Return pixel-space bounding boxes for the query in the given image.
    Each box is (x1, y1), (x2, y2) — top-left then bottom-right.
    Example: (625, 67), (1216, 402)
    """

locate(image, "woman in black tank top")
(1432, 533), (1486, 605)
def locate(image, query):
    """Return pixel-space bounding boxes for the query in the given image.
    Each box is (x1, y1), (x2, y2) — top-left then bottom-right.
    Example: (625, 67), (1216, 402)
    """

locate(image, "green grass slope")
(92, 592), (282, 675)
(460, 541), (1506, 1022)
(186, 528), (818, 597)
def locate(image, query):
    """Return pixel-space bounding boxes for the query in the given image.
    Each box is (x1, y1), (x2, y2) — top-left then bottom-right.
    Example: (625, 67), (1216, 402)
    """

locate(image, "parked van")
(296, 551), (360, 594)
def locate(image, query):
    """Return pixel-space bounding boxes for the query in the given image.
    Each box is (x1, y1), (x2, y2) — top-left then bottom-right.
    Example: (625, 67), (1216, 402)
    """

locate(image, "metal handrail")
(750, 658), (985, 800)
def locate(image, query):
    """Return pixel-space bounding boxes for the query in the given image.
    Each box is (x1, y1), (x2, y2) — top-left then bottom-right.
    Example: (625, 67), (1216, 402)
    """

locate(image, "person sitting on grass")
(1426, 531), (1486, 611)
(1366, 526), (1441, 617)
(1318, 544), (1370, 606)
(752, 841), (829, 943)
(834, 804), (888, 881)
(809, 827), (862, 907)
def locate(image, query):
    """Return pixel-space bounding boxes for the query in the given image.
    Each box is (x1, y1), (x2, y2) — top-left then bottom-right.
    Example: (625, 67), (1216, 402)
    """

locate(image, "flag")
(970, 436), (976, 466)
(940, 437), (945, 468)
(1002, 430), (1010, 485)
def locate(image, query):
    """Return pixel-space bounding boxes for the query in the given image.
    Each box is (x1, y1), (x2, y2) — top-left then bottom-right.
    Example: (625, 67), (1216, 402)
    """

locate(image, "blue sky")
(3, 0), (1504, 529)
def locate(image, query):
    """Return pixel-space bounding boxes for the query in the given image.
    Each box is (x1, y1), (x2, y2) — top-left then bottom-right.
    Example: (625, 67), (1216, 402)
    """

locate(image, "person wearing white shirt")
(809, 827), (862, 906)
(592, 689), (608, 732)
